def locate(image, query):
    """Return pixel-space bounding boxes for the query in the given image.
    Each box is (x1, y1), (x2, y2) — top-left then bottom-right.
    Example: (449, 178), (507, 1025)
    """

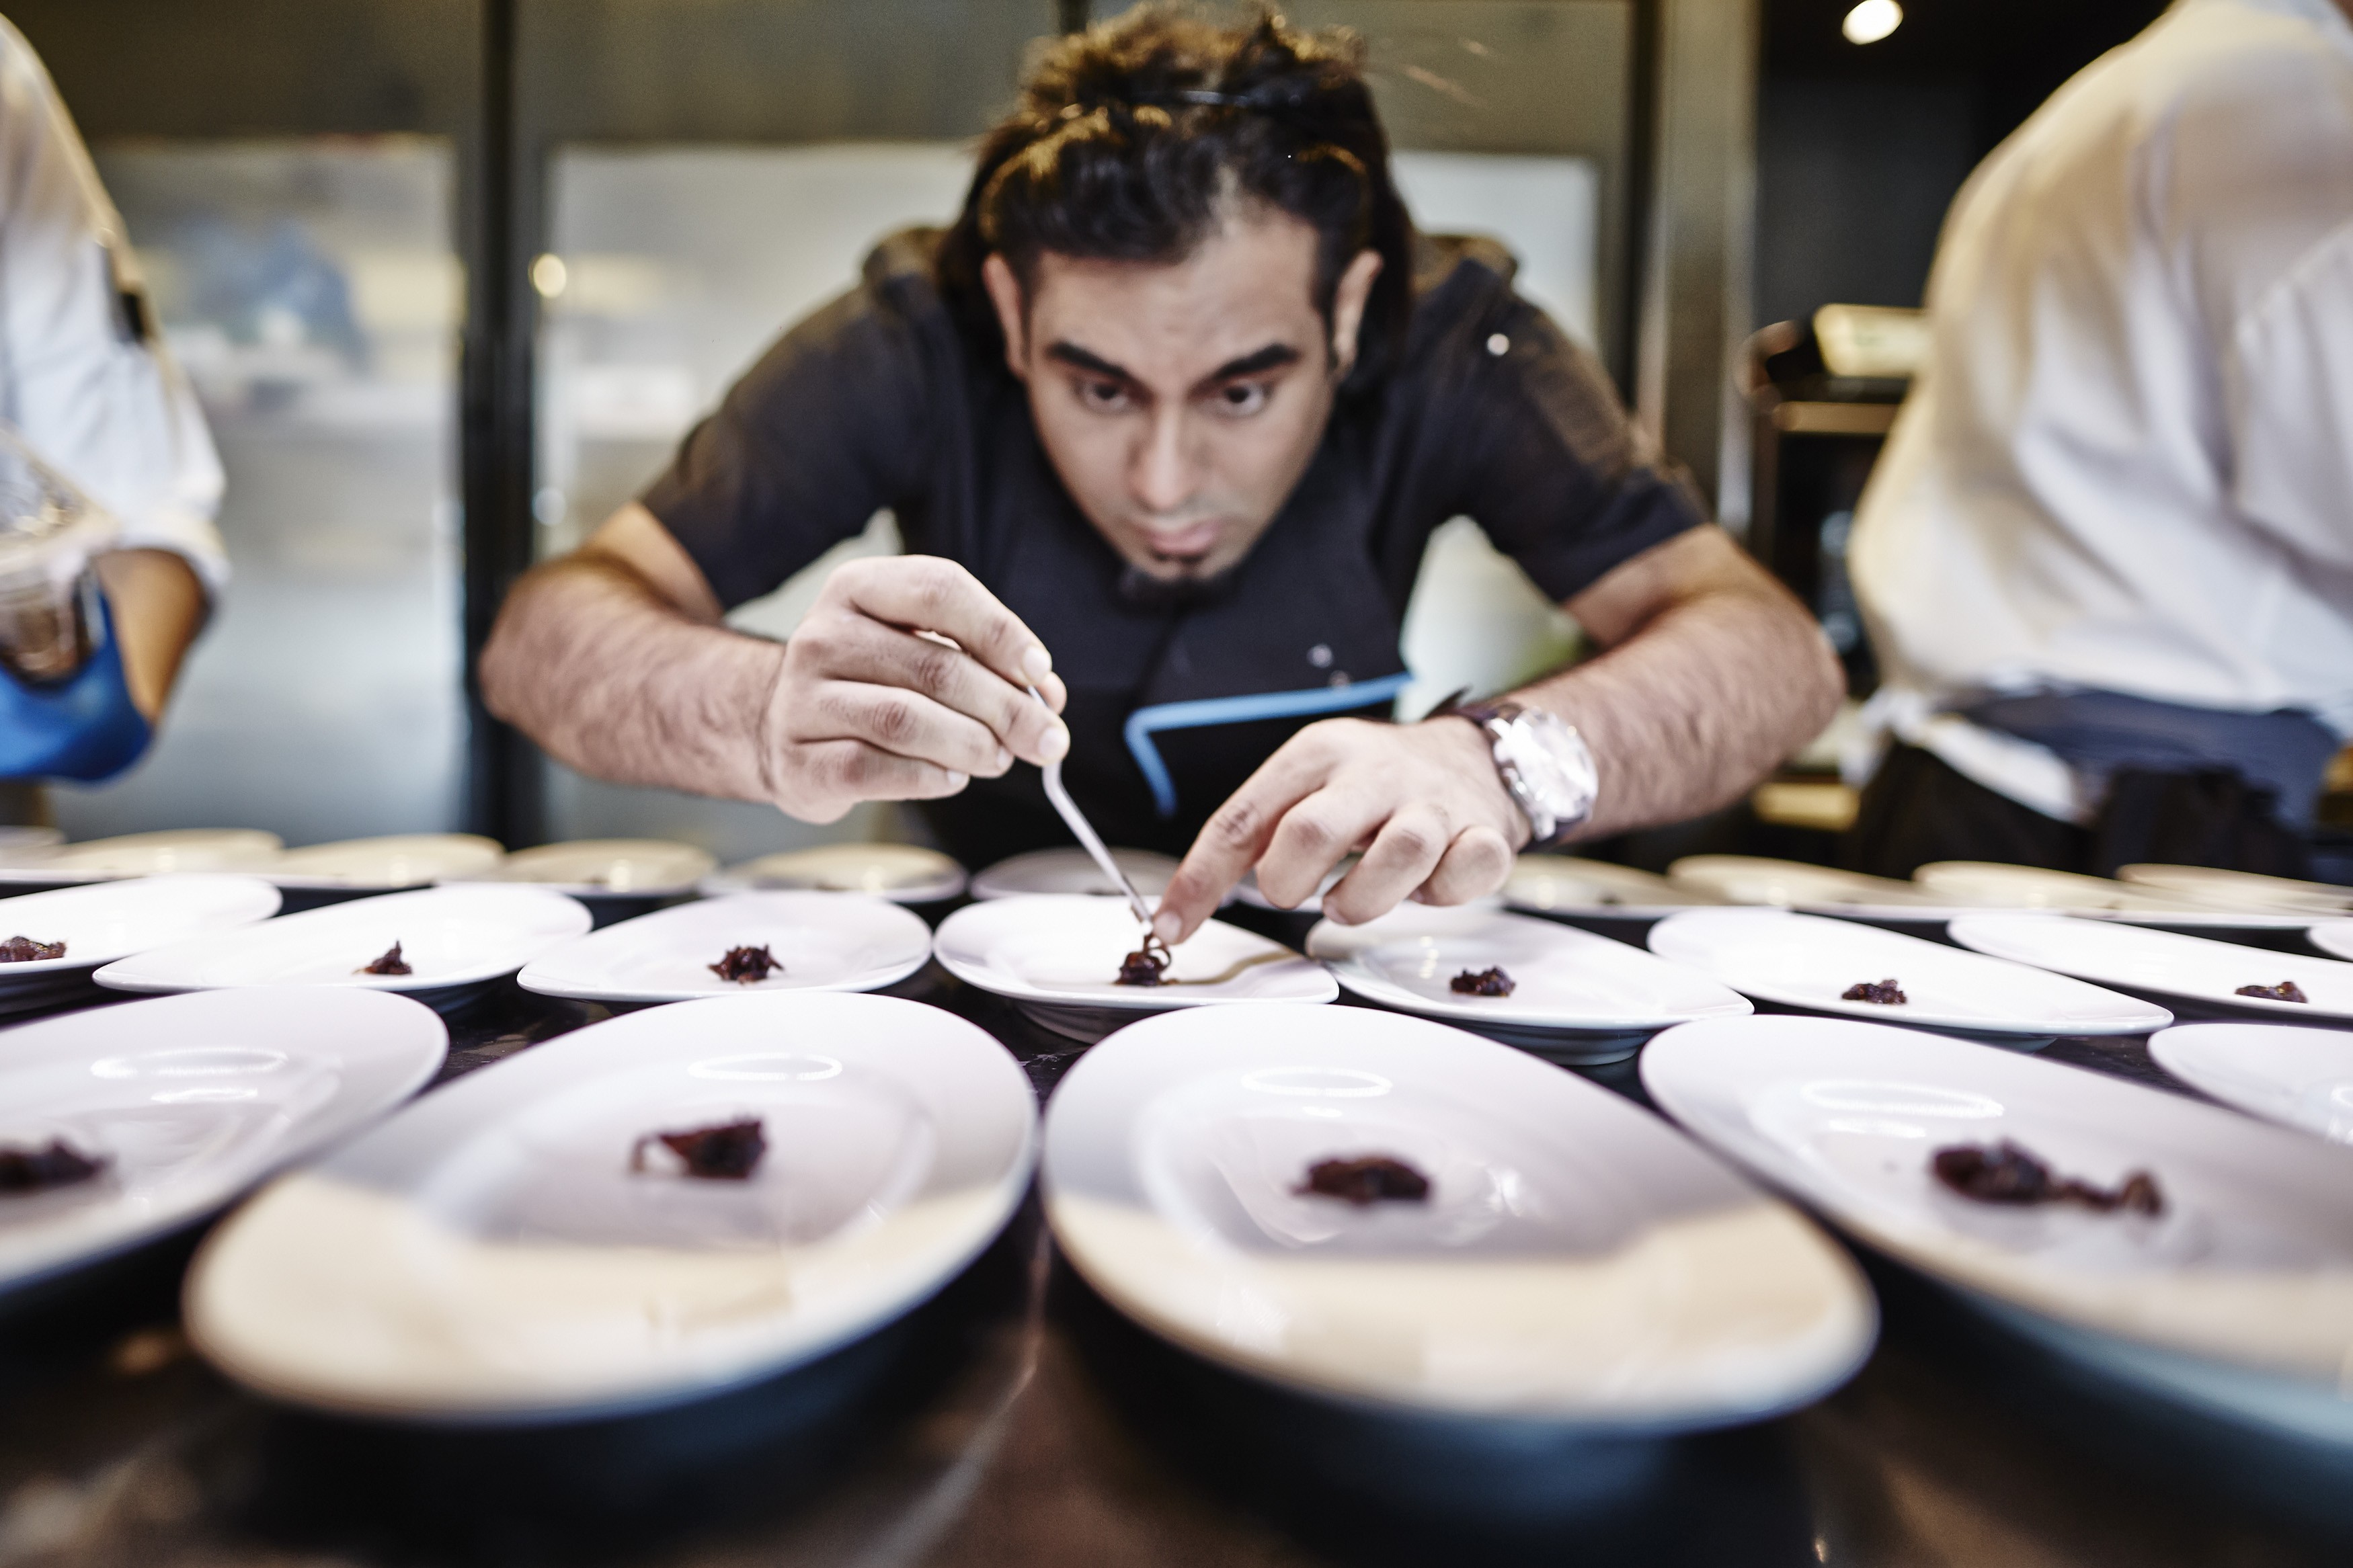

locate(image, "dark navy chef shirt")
(643, 227), (1706, 869)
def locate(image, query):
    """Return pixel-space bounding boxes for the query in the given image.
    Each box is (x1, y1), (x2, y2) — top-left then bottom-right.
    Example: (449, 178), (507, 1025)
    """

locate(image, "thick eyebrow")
(1205, 343), (1302, 382)
(1046, 341), (1133, 381)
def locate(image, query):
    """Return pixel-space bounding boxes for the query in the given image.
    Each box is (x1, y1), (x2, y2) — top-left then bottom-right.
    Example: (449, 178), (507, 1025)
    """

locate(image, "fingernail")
(1023, 645), (1053, 681)
(1152, 912), (1179, 943)
(1038, 723), (1070, 762)
(994, 745), (1013, 772)
(944, 771), (969, 789)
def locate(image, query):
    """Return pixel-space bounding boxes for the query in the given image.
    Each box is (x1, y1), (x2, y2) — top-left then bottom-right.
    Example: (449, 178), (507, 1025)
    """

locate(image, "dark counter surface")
(0, 905), (2344, 1568)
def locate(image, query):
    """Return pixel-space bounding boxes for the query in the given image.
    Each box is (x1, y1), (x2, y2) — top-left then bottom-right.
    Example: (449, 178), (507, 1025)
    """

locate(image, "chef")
(1842, 0), (2353, 879)
(0, 17), (227, 786)
(483, 5), (1840, 942)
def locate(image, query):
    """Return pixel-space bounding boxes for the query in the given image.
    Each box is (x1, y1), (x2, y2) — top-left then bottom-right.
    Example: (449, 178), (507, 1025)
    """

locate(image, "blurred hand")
(767, 555), (1070, 823)
(1153, 716), (1528, 942)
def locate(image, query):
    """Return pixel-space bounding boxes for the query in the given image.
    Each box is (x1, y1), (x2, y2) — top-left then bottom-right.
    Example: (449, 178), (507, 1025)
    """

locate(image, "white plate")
(2149, 1023), (2353, 1145)
(1648, 909), (2170, 1038)
(0, 826), (61, 866)
(475, 839), (717, 898)
(1669, 855), (1943, 911)
(2121, 864), (2353, 917)
(1951, 913), (2353, 1022)
(2303, 920), (2353, 965)
(0, 987), (445, 1293)
(970, 847), (1181, 901)
(186, 991), (1035, 1421)
(933, 895), (1334, 1042)
(1503, 855), (1722, 918)
(93, 884), (590, 998)
(0, 829), (284, 885)
(266, 833), (506, 891)
(0, 874), (281, 987)
(1642, 1014), (2353, 1441)
(701, 843), (965, 903)
(1043, 1003), (1874, 1424)
(518, 892), (932, 1003)
(1306, 903), (1751, 1040)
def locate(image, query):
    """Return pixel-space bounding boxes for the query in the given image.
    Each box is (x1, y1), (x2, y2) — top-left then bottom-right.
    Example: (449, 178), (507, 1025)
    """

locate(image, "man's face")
(984, 210), (1380, 583)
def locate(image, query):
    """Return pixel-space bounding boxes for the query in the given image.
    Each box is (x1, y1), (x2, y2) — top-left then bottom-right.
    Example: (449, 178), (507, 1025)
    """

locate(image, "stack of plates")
(0, 829), (282, 886)
(1644, 1015), (2353, 1447)
(1306, 903), (1751, 1065)
(1917, 862), (2306, 930)
(2120, 865), (2353, 918)
(970, 848), (1180, 902)
(1649, 909), (2171, 1042)
(1044, 1003), (1876, 1426)
(0, 987), (445, 1296)
(1503, 856), (1720, 919)
(473, 839), (717, 899)
(265, 833), (505, 891)
(0, 874), (282, 1017)
(93, 884), (590, 1009)
(519, 892), (932, 1003)
(1950, 914), (2353, 1022)
(188, 992), (1036, 1420)
(933, 895), (1333, 1042)
(702, 843), (965, 904)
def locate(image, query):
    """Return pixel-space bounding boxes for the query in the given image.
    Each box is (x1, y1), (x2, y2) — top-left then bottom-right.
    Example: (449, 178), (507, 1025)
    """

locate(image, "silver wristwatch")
(1447, 698), (1599, 849)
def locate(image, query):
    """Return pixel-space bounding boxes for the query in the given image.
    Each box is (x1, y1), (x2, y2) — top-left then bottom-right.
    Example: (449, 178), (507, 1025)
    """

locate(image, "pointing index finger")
(1153, 747), (1332, 944)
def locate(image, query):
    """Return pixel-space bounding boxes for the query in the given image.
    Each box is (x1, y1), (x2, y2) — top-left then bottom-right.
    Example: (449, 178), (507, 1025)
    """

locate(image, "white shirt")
(0, 17), (225, 595)
(1847, 0), (2353, 821)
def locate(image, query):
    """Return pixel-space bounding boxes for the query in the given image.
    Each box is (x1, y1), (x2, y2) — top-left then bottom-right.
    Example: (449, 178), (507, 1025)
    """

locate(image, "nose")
(1128, 405), (1198, 516)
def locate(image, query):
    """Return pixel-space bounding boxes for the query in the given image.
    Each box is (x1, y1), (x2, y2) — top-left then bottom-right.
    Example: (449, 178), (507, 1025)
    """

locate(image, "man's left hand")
(1152, 716), (1529, 944)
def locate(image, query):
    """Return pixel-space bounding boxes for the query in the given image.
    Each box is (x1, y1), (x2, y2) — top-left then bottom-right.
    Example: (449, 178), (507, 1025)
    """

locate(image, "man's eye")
(1216, 381), (1271, 415)
(1078, 379), (1130, 411)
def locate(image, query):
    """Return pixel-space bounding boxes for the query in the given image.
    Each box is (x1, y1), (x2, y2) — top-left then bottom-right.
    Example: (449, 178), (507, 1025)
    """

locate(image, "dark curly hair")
(936, 5), (1414, 390)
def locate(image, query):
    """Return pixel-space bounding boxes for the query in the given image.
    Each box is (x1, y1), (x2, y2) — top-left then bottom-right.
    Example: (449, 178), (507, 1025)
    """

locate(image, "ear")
(1327, 249), (1384, 378)
(982, 253), (1030, 380)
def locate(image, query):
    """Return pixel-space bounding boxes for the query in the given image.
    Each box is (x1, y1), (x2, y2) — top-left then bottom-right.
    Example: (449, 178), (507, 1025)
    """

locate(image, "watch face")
(1499, 712), (1598, 823)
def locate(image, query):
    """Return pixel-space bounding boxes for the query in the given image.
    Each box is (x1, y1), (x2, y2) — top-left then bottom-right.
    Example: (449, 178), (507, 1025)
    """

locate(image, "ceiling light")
(1842, 0), (1903, 44)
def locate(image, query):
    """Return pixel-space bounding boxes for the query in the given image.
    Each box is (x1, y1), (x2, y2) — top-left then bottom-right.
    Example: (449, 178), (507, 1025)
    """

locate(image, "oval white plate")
(1650, 908), (2171, 1038)
(1044, 1003), (1874, 1424)
(2303, 920), (2353, 965)
(0, 987), (445, 1293)
(0, 829), (284, 885)
(0, 874), (281, 986)
(701, 843), (966, 903)
(1951, 913), (2353, 1022)
(971, 847), (1181, 902)
(1308, 903), (1751, 1034)
(2149, 1024), (2353, 1145)
(518, 892), (932, 1003)
(934, 894), (1333, 1026)
(186, 991), (1035, 1421)
(93, 884), (590, 997)
(475, 839), (717, 898)
(1669, 855), (1944, 911)
(2121, 864), (2353, 918)
(267, 834), (506, 891)
(1504, 855), (1721, 917)
(1642, 1014), (2353, 1440)
(1912, 862), (2305, 929)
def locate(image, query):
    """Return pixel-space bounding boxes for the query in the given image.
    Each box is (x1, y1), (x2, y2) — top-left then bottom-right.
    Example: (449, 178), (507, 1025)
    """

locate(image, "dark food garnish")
(0, 936), (64, 963)
(358, 942), (412, 976)
(1449, 966), (1515, 997)
(1842, 979), (1907, 1005)
(631, 1118), (767, 1180)
(1116, 932), (1172, 987)
(1931, 1140), (2163, 1216)
(0, 1138), (108, 1194)
(2236, 980), (2309, 1003)
(709, 944), (783, 984)
(1298, 1154), (1433, 1206)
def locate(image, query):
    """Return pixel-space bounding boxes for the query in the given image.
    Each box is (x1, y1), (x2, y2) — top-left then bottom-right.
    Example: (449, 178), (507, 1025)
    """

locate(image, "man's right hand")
(764, 554), (1070, 822)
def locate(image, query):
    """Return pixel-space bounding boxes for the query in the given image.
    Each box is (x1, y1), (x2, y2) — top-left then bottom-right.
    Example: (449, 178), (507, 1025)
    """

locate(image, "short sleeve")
(641, 258), (937, 611)
(0, 20), (227, 595)
(1448, 295), (1708, 603)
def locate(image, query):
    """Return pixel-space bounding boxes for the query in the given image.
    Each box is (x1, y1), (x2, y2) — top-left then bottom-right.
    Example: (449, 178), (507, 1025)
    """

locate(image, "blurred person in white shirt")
(0, 15), (227, 791)
(1842, 0), (2353, 879)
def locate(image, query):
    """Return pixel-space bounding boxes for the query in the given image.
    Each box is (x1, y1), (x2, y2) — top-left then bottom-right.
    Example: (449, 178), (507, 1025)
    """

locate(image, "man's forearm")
(480, 554), (783, 803)
(93, 549), (206, 720)
(1515, 583), (1842, 839)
